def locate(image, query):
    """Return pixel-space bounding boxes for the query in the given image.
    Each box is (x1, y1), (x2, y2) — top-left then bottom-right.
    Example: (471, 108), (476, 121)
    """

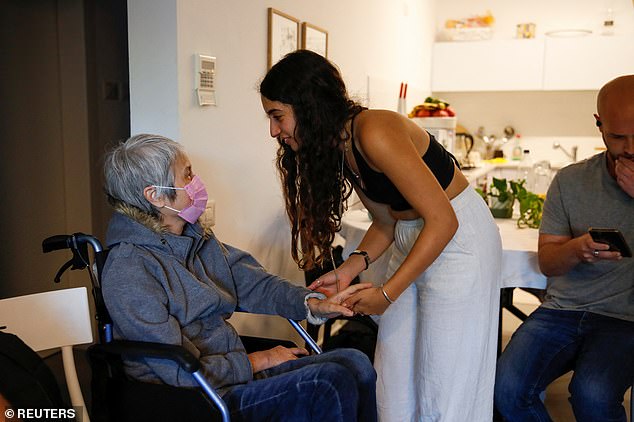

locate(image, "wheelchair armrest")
(90, 340), (200, 373)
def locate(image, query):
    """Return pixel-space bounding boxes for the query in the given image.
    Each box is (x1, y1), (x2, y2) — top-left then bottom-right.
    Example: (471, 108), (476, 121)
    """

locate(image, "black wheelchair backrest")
(42, 233), (113, 343)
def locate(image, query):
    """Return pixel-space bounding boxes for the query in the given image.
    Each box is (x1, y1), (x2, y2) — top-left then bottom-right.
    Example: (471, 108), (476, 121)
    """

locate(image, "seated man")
(494, 75), (634, 421)
(101, 134), (377, 422)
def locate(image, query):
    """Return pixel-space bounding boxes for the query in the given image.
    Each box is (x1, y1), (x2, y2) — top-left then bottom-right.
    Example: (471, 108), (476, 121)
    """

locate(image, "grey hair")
(103, 134), (185, 215)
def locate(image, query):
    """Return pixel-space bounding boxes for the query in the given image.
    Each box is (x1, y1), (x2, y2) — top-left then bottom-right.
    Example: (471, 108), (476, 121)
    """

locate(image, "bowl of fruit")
(408, 97), (456, 118)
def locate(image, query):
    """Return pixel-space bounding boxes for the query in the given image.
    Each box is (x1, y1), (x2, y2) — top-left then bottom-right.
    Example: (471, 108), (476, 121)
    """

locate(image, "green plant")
(489, 177), (514, 203)
(476, 177), (544, 227)
(484, 177), (515, 218)
(509, 179), (545, 229)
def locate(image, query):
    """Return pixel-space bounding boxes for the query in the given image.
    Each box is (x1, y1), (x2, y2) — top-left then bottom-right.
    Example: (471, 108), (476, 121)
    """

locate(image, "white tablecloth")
(495, 218), (547, 289)
(340, 209), (547, 290)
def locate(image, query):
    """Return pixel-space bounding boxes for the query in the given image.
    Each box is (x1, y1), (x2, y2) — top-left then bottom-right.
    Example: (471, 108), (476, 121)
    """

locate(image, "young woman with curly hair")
(260, 50), (502, 421)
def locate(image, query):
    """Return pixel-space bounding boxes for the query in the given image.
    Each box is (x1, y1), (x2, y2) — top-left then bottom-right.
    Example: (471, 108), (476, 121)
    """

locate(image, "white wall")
(128, 0), (180, 138)
(128, 0), (435, 339)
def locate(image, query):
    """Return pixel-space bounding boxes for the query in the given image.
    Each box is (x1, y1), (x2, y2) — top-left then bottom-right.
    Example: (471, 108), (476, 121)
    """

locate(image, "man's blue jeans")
(495, 307), (634, 422)
(222, 348), (377, 422)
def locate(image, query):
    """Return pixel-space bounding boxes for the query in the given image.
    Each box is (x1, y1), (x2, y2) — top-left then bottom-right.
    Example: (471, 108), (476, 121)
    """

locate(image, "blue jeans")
(495, 307), (634, 422)
(222, 348), (377, 422)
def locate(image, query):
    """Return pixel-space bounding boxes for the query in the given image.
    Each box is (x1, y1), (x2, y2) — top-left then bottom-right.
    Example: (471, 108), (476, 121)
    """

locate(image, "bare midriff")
(388, 164), (470, 221)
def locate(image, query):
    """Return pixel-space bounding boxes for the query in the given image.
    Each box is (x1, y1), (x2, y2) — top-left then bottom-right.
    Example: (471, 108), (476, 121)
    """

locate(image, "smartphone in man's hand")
(588, 228), (632, 258)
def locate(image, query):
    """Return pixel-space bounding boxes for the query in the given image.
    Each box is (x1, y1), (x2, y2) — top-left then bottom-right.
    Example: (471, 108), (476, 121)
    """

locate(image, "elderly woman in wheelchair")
(100, 134), (377, 422)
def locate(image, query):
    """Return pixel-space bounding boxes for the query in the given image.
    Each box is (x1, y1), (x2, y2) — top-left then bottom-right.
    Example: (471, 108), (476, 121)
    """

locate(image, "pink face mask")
(153, 175), (209, 224)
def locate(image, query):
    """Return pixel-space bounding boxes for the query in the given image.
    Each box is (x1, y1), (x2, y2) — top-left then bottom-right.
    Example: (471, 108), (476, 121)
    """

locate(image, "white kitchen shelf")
(432, 34), (634, 92)
(432, 39), (544, 92)
(543, 35), (634, 90)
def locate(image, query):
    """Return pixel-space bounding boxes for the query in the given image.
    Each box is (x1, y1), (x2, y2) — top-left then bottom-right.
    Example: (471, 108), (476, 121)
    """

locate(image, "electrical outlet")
(201, 199), (215, 226)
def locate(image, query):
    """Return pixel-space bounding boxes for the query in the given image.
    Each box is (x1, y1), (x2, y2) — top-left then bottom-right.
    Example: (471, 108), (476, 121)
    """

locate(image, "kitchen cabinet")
(431, 39), (544, 92)
(432, 34), (634, 92)
(542, 35), (634, 90)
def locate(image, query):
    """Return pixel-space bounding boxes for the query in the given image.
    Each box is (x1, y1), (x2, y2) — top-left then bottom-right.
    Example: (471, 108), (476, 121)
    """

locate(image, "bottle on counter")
(517, 149), (535, 190)
(532, 160), (552, 196)
(511, 134), (523, 161)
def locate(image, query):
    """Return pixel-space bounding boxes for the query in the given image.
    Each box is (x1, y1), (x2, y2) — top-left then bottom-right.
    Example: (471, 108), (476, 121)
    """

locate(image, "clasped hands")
(249, 280), (380, 374)
(307, 269), (390, 316)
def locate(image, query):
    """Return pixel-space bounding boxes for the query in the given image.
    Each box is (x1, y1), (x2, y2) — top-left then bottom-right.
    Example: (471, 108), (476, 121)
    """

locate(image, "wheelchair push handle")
(42, 232), (105, 286)
(72, 233), (104, 253)
(42, 234), (72, 253)
(42, 232), (104, 254)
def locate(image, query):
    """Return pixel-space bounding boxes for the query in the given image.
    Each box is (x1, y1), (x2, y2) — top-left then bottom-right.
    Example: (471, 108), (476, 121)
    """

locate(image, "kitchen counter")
(461, 160), (524, 185)
(461, 165), (495, 183)
(461, 159), (570, 185)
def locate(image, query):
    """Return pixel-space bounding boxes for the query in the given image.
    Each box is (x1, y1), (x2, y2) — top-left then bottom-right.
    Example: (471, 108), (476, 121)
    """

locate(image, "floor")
(501, 292), (632, 422)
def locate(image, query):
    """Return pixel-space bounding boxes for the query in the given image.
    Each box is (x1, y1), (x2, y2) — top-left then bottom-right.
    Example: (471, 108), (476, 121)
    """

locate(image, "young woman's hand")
(345, 287), (391, 316)
(248, 345), (309, 373)
(307, 282), (373, 319)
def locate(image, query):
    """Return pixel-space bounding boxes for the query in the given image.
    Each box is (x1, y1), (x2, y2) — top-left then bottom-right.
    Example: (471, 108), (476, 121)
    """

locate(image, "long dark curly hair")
(260, 50), (364, 270)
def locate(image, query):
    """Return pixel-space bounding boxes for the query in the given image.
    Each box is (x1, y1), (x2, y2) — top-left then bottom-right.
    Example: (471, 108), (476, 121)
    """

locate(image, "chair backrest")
(0, 287), (92, 352)
(0, 287), (93, 352)
(0, 287), (93, 422)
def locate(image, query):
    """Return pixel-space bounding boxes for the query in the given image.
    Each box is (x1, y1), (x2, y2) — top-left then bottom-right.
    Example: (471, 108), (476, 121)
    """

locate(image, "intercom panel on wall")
(195, 54), (216, 106)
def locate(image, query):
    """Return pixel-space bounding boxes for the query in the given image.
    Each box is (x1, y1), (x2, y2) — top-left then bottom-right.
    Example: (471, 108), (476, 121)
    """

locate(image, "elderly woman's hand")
(248, 345), (309, 373)
(307, 283), (373, 319)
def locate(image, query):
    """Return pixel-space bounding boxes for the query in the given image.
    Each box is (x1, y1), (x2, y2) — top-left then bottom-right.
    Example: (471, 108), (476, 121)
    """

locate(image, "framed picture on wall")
(301, 22), (328, 58)
(267, 8), (300, 69)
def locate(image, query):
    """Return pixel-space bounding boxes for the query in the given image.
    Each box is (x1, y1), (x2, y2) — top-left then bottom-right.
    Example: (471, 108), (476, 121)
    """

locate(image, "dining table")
(340, 209), (546, 288)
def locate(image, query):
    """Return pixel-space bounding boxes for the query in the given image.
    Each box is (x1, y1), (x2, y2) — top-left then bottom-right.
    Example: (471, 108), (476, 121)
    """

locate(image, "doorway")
(0, 0), (130, 298)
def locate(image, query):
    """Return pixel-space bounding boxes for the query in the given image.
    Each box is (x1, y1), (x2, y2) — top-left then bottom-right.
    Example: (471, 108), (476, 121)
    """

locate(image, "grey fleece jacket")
(101, 206), (320, 393)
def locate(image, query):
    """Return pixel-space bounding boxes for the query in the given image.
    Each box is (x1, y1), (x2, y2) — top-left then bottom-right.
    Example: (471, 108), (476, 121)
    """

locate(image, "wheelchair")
(42, 232), (322, 422)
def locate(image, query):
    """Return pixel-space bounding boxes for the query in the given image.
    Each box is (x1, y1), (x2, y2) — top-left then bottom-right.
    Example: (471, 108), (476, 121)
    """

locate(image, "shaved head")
(595, 75), (634, 178)
(597, 75), (634, 120)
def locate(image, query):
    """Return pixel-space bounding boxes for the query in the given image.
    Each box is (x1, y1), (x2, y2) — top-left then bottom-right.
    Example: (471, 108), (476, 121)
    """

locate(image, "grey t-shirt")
(539, 152), (634, 322)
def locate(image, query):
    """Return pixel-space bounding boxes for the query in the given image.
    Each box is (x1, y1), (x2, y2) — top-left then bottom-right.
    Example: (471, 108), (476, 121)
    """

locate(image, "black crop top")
(346, 121), (459, 211)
